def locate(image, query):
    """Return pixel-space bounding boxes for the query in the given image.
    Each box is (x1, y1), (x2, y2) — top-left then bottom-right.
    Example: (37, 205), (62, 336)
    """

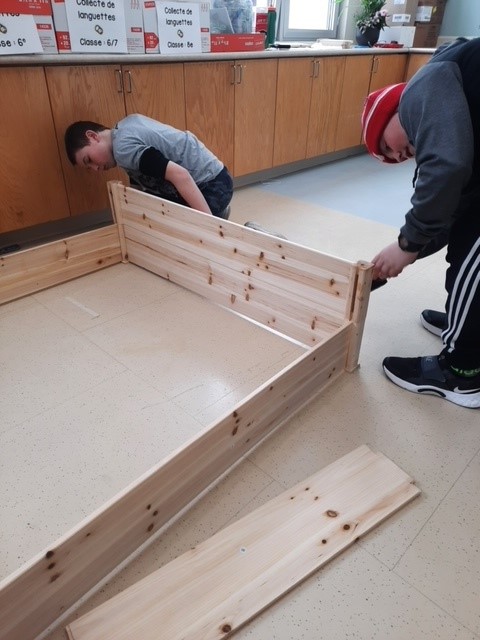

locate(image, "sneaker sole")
(383, 365), (480, 409)
(420, 315), (444, 337)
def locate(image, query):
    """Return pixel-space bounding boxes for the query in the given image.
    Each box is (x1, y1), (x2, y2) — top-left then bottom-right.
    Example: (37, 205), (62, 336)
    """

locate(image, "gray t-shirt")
(111, 114), (223, 197)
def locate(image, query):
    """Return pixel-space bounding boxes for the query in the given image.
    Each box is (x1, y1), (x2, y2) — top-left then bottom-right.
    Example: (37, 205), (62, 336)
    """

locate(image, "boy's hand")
(372, 242), (418, 280)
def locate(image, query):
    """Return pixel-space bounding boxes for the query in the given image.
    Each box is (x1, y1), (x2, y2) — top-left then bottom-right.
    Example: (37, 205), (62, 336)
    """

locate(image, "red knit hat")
(361, 83), (407, 163)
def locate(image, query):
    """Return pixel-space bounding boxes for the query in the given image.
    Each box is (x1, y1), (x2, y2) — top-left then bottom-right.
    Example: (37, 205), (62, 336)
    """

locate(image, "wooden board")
(66, 445), (420, 640)
(0, 329), (350, 640)
(0, 226), (122, 305)
(0, 184), (373, 640)
(109, 183), (370, 346)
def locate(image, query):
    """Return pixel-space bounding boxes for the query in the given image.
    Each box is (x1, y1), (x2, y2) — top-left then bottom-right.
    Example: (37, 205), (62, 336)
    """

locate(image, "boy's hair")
(64, 121), (108, 165)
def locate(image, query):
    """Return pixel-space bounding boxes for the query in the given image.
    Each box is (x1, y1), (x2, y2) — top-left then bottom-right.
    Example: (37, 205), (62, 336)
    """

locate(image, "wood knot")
(221, 624), (232, 633)
(326, 510), (338, 518)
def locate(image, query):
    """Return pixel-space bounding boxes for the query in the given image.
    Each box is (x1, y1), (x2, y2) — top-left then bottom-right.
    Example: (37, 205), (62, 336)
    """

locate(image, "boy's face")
(379, 113), (415, 163)
(74, 130), (116, 172)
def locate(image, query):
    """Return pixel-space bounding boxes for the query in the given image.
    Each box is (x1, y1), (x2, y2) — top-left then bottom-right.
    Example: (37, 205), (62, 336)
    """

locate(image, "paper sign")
(0, 13), (43, 54)
(156, 1), (202, 54)
(64, 0), (128, 53)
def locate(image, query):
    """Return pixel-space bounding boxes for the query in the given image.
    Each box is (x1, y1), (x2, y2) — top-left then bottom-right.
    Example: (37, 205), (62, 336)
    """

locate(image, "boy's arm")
(164, 161), (212, 214)
(138, 147), (212, 214)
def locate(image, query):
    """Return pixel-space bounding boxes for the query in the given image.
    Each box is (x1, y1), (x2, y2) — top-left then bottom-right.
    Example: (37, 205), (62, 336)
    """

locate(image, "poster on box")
(156, 1), (202, 53)
(64, 0), (128, 52)
(2, 0), (52, 15)
(0, 13), (43, 54)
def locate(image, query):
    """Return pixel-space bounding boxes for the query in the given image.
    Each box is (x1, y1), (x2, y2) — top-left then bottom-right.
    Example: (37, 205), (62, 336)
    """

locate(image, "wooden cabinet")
(306, 56), (345, 158)
(335, 53), (407, 152)
(404, 53), (431, 81)
(0, 52), (413, 238)
(273, 58), (313, 166)
(122, 63), (186, 129)
(184, 61), (235, 173)
(46, 65), (126, 217)
(368, 53), (407, 92)
(0, 67), (70, 234)
(184, 59), (277, 177)
(234, 58), (277, 176)
(46, 63), (187, 218)
(335, 56), (372, 151)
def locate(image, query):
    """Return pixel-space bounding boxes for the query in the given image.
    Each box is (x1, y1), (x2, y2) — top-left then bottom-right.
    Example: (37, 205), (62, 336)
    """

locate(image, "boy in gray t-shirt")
(65, 114), (233, 219)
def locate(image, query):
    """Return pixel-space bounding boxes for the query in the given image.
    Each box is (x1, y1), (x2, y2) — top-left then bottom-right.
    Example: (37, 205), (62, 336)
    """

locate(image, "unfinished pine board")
(0, 226), (122, 305)
(0, 183), (373, 640)
(110, 183), (370, 346)
(66, 445), (420, 640)
(0, 328), (349, 640)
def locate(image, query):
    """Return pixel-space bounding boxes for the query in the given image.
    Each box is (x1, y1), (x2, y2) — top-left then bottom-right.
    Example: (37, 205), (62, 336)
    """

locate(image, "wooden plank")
(66, 446), (420, 640)
(0, 226), (122, 305)
(345, 261), (373, 372)
(0, 327), (351, 640)
(110, 183), (364, 345)
(127, 235), (340, 345)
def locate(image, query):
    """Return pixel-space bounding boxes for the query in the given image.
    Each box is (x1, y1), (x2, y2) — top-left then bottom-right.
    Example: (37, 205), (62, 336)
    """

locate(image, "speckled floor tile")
(0, 370), (201, 580)
(0, 303), (125, 433)
(4, 156), (480, 640)
(83, 288), (302, 413)
(33, 263), (179, 331)
(395, 448), (480, 636)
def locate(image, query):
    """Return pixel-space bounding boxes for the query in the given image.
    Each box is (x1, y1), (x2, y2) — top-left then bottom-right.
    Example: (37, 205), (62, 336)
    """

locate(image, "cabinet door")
(234, 59), (277, 177)
(46, 65), (126, 217)
(335, 56), (372, 151)
(122, 63), (186, 130)
(0, 67), (70, 233)
(184, 62), (234, 171)
(306, 56), (345, 159)
(369, 54), (407, 92)
(404, 53), (431, 82)
(273, 58), (313, 166)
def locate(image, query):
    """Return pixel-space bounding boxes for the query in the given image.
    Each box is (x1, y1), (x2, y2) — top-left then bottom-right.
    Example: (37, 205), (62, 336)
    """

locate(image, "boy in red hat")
(362, 37), (480, 408)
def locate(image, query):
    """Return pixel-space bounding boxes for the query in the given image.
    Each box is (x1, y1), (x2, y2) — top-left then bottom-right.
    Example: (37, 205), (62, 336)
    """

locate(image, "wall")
(440, 0), (480, 37)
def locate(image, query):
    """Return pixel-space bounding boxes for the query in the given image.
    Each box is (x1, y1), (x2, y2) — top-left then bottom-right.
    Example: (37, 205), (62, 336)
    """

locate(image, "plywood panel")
(67, 445), (420, 640)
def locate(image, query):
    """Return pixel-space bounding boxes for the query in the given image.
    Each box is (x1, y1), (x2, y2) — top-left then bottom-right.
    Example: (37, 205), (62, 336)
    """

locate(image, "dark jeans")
(198, 166), (233, 218)
(133, 166), (233, 219)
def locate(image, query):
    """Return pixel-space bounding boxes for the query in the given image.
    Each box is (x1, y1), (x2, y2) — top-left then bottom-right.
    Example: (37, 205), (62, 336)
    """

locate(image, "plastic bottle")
(266, 6), (276, 47)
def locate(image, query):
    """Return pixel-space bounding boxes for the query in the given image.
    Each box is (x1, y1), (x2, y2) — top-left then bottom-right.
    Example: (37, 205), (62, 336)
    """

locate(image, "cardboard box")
(125, 0), (145, 53)
(51, 0), (70, 51)
(378, 25), (416, 47)
(384, 0), (419, 26)
(143, 0), (210, 54)
(415, 0), (447, 24)
(2, 0), (58, 52)
(142, 0), (159, 52)
(412, 22), (440, 47)
(210, 32), (265, 52)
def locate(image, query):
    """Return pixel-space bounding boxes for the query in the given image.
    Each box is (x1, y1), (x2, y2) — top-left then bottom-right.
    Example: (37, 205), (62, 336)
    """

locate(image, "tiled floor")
(1, 154), (479, 640)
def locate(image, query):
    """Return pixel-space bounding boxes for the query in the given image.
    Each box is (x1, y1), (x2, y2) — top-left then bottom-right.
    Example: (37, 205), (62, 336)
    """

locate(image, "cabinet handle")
(231, 64), (237, 85)
(314, 60), (320, 78)
(115, 68), (123, 93)
(310, 59), (315, 78)
(372, 57), (379, 74)
(124, 70), (133, 93)
(237, 64), (244, 84)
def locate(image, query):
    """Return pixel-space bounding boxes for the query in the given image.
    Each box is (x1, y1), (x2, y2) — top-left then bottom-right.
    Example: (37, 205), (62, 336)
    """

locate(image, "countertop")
(0, 46), (436, 67)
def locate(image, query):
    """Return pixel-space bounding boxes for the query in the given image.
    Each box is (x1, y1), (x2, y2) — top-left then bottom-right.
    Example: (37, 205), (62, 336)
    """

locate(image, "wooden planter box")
(0, 182), (373, 640)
